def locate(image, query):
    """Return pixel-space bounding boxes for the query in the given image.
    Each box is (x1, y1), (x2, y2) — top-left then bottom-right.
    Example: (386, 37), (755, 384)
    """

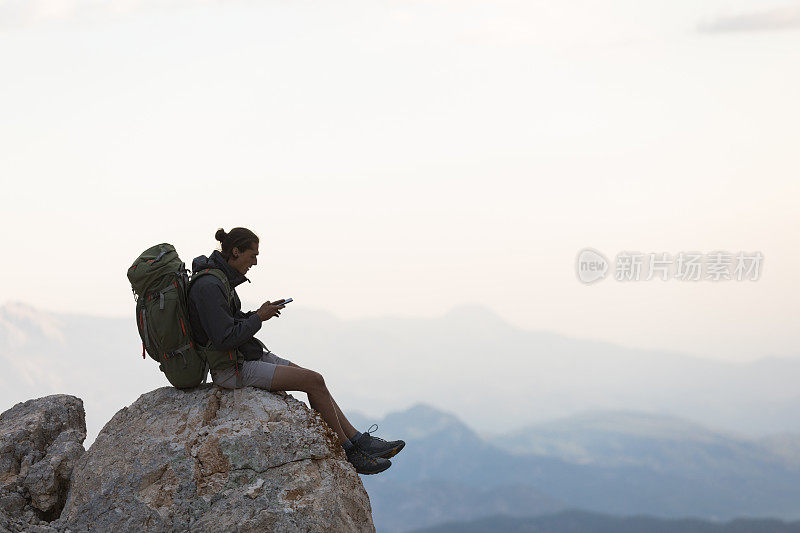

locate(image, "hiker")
(187, 227), (404, 475)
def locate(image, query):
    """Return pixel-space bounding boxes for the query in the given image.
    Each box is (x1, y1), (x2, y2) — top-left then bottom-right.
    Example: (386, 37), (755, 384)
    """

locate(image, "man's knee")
(305, 369), (327, 392)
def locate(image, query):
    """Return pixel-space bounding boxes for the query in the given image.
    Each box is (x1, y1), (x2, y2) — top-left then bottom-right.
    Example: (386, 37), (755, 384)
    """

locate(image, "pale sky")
(2, 0), (799, 362)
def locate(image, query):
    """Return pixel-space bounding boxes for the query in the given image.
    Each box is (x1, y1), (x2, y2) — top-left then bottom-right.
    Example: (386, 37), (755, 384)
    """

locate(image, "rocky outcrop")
(59, 386), (375, 532)
(0, 395), (86, 532)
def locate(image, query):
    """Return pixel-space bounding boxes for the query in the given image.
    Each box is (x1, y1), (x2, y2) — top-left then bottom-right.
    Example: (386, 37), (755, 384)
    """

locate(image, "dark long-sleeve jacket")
(187, 250), (264, 361)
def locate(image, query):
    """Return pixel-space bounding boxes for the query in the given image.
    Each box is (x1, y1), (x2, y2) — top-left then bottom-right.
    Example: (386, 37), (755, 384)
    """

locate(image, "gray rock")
(59, 386), (375, 532)
(24, 429), (85, 515)
(0, 394), (86, 531)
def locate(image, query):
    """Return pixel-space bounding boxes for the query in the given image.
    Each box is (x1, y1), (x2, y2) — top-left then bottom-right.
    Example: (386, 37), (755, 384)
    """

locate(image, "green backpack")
(127, 243), (210, 389)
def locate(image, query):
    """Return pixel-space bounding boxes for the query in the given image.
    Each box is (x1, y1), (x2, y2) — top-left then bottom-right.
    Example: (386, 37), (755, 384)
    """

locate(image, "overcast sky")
(2, 0), (799, 362)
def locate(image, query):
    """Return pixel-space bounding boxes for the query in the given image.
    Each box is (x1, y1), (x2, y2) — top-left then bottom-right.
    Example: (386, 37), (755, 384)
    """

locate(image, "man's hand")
(257, 300), (286, 321)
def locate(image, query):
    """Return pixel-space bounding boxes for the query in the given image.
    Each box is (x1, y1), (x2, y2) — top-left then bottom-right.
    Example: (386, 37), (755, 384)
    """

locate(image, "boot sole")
(357, 462), (392, 475)
(377, 442), (405, 459)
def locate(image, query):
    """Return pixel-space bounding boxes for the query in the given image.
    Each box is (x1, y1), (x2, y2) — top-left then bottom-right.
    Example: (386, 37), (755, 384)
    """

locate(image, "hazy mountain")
(365, 479), (564, 533)
(361, 404), (565, 531)
(411, 510), (800, 533)
(362, 404), (800, 530)
(494, 411), (774, 475)
(3, 300), (800, 532)
(3, 299), (800, 442)
(757, 432), (800, 469)
(250, 301), (800, 436)
(0, 302), (166, 444)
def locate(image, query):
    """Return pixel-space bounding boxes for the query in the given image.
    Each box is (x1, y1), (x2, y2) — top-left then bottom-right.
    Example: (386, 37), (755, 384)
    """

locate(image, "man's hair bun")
(214, 226), (259, 261)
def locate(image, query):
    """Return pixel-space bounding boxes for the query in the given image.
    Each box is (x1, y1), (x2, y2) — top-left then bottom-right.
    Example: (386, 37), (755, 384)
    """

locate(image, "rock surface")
(0, 395), (86, 532)
(59, 386), (375, 532)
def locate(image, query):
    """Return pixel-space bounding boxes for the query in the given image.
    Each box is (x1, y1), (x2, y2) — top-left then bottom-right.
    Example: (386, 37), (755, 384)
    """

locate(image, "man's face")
(230, 242), (259, 275)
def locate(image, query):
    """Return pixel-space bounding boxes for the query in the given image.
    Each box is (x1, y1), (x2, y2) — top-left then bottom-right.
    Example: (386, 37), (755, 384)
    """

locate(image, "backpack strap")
(189, 268), (242, 388)
(189, 268), (233, 308)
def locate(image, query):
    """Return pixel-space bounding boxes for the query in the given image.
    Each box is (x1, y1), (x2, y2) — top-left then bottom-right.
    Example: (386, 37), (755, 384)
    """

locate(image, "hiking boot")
(355, 424), (406, 459)
(345, 445), (392, 475)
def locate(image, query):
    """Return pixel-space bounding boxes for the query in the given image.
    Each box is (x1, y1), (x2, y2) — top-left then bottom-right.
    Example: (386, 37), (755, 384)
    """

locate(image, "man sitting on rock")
(188, 227), (405, 475)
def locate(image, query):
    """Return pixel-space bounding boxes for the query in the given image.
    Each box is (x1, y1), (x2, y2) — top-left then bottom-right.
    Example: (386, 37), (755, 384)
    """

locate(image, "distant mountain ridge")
(3, 300), (800, 442)
(494, 410), (769, 471)
(362, 403), (800, 530)
(249, 300), (800, 436)
(3, 299), (800, 531)
(411, 510), (800, 533)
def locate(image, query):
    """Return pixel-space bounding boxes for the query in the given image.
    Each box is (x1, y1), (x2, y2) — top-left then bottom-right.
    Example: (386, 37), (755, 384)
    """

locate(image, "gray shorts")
(211, 349), (292, 391)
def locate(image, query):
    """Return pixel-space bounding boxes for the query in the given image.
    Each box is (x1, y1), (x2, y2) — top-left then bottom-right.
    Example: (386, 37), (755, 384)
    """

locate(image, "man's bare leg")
(274, 364), (393, 475)
(289, 363), (358, 440)
(331, 397), (358, 440)
(271, 365), (348, 444)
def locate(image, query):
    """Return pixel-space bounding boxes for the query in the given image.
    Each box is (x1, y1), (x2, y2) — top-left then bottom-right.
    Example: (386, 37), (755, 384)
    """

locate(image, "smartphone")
(278, 298), (293, 305)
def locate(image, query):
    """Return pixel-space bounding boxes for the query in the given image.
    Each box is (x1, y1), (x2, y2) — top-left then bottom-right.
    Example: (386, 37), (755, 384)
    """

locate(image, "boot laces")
(366, 423), (388, 444)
